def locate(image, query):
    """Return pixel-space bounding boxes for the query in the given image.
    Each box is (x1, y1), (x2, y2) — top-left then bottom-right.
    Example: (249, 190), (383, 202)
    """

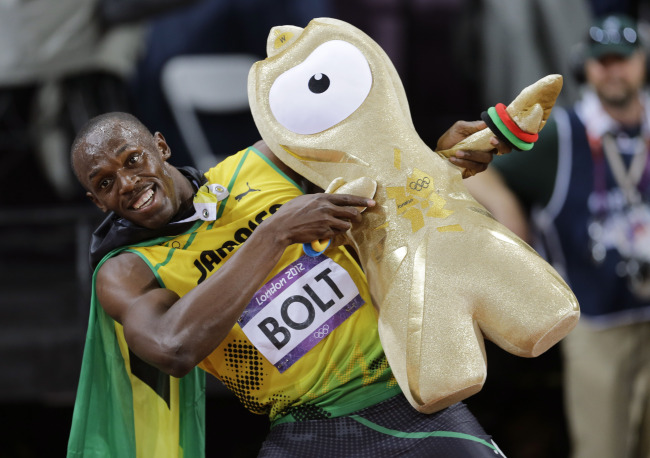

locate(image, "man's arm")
(464, 167), (531, 242)
(96, 192), (375, 378)
(463, 114), (560, 241)
(437, 120), (511, 177)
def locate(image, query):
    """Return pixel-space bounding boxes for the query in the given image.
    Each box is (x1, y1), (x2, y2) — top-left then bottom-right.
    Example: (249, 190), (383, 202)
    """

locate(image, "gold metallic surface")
(248, 17), (579, 413)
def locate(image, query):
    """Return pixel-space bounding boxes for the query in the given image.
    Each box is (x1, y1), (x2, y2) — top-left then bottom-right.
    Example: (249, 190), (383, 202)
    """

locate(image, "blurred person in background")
(466, 13), (650, 458)
(0, 0), (202, 206)
(129, 0), (332, 169)
(474, 0), (591, 108)
(0, 0), (144, 204)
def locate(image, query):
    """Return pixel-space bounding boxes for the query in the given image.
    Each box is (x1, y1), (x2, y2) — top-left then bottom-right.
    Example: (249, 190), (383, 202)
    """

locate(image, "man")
(67, 111), (508, 457)
(466, 14), (650, 458)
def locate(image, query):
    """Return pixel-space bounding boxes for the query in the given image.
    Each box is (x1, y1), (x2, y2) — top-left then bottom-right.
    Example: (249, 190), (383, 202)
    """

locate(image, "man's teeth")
(133, 189), (154, 209)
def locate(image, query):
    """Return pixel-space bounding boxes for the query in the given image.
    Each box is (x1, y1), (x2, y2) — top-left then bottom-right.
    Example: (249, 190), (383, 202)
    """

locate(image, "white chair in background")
(161, 53), (259, 171)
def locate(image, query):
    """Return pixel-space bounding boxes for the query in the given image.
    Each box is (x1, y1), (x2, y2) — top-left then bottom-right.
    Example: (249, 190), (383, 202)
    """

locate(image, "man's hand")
(436, 120), (511, 178)
(260, 193), (375, 247)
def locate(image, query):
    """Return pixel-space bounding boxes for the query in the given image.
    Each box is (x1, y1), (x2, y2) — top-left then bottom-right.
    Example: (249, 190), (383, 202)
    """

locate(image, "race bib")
(238, 255), (364, 373)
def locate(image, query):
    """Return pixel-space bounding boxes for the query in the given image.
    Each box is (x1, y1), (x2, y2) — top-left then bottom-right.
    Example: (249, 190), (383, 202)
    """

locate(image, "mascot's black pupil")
(308, 73), (330, 94)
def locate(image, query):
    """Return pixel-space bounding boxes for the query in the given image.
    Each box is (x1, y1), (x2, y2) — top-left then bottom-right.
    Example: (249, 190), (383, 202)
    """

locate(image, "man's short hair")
(72, 112), (149, 154)
(70, 112), (151, 181)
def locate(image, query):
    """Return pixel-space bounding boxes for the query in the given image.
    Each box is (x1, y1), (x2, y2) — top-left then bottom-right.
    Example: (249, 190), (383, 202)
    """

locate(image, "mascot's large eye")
(308, 73), (330, 94)
(269, 40), (372, 135)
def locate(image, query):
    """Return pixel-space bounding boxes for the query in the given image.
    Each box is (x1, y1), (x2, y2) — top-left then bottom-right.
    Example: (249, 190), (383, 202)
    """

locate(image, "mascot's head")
(248, 17), (433, 189)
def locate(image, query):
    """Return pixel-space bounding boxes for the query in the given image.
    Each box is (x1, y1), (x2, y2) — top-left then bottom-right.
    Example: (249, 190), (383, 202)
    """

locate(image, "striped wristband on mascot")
(481, 104), (538, 151)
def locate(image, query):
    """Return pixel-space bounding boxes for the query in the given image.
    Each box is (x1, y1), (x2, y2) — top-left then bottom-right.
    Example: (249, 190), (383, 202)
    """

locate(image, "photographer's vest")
(126, 147), (398, 423)
(535, 107), (650, 327)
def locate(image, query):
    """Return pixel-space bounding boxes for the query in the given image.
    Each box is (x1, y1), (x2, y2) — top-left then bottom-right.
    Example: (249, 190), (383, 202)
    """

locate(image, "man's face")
(74, 121), (181, 229)
(585, 50), (646, 108)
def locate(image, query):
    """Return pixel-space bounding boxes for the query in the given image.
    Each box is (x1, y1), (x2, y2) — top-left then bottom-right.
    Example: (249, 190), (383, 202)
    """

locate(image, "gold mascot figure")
(248, 17), (580, 414)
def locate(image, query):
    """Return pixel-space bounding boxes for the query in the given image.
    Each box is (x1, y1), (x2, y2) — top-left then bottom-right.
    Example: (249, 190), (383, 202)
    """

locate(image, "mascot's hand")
(304, 177), (377, 256)
(325, 177), (377, 210)
(436, 120), (511, 178)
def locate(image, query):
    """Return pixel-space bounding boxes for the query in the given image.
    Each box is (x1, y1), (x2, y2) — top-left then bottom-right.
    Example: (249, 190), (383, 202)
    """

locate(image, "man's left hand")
(436, 120), (511, 178)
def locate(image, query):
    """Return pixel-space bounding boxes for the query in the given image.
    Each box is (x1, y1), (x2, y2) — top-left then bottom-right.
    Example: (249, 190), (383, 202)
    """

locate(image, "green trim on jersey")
(215, 147), (250, 221)
(249, 146), (304, 191)
(273, 383), (401, 426)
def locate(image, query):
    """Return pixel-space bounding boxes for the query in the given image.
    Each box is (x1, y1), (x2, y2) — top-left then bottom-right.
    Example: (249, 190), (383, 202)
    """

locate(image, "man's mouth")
(131, 188), (154, 210)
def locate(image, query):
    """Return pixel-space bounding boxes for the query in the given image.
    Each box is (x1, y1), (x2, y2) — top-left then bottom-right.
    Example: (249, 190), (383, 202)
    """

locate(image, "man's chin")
(598, 86), (635, 108)
(141, 214), (175, 230)
(127, 207), (175, 230)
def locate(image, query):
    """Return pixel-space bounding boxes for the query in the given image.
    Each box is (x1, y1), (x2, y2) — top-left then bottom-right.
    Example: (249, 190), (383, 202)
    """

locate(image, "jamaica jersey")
(126, 147), (398, 424)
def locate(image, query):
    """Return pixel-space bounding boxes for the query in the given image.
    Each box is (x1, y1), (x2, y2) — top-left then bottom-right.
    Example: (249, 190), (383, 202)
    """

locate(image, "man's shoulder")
(205, 141), (303, 187)
(96, 250), (153, 285)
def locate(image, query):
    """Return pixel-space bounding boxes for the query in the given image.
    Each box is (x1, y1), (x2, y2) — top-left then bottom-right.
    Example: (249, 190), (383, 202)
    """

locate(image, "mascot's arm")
(305, 176), (378, 255)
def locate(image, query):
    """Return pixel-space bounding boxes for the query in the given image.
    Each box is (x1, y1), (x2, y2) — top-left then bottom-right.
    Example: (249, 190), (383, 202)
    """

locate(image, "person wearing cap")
(465, 13), (650, 458)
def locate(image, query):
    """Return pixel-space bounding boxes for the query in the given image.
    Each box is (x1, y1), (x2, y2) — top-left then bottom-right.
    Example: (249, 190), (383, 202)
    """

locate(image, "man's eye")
(99, 179), (111, 190)
(128, 153), (141, 165)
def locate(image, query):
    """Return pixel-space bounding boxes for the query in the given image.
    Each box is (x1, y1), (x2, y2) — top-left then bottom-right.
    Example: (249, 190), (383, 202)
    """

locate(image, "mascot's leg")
(377, 232), (489, 414)
(377, 223), (579, 414)
(466, 226), (580, 358)
(378, 297), (488, 415)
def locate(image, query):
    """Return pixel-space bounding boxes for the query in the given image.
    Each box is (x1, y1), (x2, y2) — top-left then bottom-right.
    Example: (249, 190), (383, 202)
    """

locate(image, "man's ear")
(154, 132), (171, 161)
(86, 191), (107, 212)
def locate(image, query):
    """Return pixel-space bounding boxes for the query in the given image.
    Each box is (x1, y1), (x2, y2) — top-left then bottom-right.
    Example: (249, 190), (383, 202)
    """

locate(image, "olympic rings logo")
(409, 177), (430, 191)
(313, 324), (330, 339)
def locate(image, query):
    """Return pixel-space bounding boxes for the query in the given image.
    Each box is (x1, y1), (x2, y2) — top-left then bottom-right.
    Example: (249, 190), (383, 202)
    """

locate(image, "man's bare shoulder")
(95, 251), (160, 321)
(252, 139), (302, 183)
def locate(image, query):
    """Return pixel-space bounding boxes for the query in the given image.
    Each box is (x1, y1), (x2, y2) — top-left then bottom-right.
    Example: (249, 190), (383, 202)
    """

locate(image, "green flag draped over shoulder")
(67, 246), (206, 458)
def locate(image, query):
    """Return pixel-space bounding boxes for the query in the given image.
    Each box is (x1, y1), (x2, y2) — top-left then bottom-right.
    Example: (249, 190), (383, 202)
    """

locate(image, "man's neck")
(172, 166), (200, 221)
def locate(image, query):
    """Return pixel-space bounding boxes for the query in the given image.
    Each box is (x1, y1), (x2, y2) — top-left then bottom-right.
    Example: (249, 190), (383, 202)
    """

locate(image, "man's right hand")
(260, 193), (375, 247)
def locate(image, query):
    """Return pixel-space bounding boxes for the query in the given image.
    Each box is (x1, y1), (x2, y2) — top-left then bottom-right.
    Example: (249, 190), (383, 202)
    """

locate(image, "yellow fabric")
(113, 323), (182, 458)
(128, 147), (395, 422)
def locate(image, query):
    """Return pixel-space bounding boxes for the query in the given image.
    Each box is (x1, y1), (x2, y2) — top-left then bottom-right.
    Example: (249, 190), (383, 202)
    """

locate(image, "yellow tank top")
(127, 147), (398, 423)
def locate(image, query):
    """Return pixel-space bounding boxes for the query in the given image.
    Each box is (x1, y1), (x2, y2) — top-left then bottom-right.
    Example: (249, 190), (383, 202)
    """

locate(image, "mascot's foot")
(531, 310), (580, 357)
(413, 383), (484, 414)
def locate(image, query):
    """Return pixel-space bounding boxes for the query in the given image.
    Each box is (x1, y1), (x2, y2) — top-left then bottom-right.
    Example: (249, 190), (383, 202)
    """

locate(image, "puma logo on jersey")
(235, 182), (261, 201)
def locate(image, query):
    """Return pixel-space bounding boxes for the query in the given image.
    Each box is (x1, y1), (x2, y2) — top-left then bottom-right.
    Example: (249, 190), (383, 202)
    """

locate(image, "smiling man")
(73, 121), (194, 230)
(68, 111), (508, 458)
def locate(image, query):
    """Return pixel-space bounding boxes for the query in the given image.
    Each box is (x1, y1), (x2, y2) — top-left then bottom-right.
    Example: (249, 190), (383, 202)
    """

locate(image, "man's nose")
(117, 170), (138, 192)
